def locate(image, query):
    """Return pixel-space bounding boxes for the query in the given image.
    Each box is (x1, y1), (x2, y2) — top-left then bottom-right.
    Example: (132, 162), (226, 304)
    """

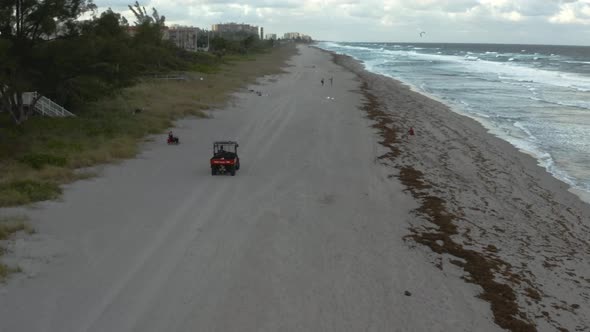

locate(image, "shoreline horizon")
(316, 40), (590, 47)
(315, 42), (590, 206)
(321, 45), (590, 330)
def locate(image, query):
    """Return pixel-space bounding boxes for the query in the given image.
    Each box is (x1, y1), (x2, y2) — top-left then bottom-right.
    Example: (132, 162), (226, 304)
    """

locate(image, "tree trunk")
(2, 91), (28, 125)
(16, 92), (28, 123)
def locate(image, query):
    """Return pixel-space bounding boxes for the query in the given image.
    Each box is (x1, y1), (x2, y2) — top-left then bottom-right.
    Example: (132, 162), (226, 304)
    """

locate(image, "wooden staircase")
(22, 92), (75, 117)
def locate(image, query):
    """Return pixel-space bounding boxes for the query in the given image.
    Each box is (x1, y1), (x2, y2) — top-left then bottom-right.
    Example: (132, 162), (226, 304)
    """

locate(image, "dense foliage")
(0, 1), (271, 124)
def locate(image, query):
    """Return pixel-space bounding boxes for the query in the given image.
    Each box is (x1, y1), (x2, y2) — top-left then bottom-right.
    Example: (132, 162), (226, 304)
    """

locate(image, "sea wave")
(317, 41), (590, 199)
(357, 45), (589, 92)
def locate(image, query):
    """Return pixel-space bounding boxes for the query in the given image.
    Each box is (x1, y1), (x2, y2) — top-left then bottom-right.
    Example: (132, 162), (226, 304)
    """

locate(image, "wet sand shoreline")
(327, 49), (590, 331)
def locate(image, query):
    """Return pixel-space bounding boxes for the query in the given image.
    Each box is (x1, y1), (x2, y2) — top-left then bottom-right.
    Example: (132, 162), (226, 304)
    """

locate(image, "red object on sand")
(408, 127), (415, 136)
(210, 141), (240, 176)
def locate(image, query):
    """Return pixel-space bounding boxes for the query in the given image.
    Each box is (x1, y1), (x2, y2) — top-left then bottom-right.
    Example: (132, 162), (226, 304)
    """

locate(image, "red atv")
(167, 132), (179, 145)
(210, 141), (240, 176)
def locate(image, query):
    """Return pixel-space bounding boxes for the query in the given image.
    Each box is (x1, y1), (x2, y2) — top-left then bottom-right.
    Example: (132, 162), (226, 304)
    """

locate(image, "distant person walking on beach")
(321, 78), (324, 86)
(330, 77), (333, 86)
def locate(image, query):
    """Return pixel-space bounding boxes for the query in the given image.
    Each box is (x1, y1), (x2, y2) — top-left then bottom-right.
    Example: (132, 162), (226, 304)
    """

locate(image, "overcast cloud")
(94, 0), (590, 45)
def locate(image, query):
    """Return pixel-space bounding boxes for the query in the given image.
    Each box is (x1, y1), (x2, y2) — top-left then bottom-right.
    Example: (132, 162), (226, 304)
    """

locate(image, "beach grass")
(0, 215), (33, 280)
(0, 45), (297, 207)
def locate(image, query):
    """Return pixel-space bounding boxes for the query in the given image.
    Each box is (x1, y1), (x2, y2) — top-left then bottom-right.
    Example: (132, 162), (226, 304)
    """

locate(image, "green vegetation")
(18, 154), (68, 170)
(0, 215), (33, 280)
(0, 0), (296, 284)
(0, 0), (296, 208)
(0, 44), (297, 207)
(0, 0), (273, 124)
(0, 216), (33, 241)
(0, 180), (62, 206)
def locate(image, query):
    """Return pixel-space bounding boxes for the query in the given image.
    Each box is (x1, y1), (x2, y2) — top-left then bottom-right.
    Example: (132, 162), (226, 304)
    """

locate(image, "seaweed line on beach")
(355, 74), (537, 331)
(329, 48), (590, 331)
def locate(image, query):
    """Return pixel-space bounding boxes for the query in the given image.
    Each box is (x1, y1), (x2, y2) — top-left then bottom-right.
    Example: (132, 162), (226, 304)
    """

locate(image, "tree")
(128, 1), (164, 26)
(36, 9), (136, 108)
(0, 0), (95, 124)
(128, 2), (174, 72)
(243, 35), (255, 51)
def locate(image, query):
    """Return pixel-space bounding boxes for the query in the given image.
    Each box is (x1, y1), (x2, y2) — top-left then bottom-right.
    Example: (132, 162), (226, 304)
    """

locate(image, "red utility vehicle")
(210, 141), (240, 176)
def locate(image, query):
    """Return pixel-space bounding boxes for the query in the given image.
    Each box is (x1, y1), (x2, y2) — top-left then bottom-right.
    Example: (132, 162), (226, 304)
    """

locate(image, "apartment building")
(211, 23), (259, 36)
(167, 25), (199, 52)
(284, 32), (312, 42)
(211, 23), (258, 38)
(283, 32), (300, 40)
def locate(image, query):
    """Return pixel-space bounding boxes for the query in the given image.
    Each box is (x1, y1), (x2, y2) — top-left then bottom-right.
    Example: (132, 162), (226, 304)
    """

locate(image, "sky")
(93, 0), (590, 45)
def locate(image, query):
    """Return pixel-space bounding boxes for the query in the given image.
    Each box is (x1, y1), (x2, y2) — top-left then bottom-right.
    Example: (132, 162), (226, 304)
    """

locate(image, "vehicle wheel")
(236, 160), (240, 170)
(230, 167), (236, 176)
(211, 168), (216, 176)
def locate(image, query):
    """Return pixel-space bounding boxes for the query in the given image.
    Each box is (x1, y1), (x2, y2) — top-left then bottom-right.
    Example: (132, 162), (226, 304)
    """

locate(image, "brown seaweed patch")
(350, 74), (537, 332)
(359, 82), (400, 158)
(399, 167), (536, 332)
(525, 288), (542, 301)
(399, 168), (431, 191)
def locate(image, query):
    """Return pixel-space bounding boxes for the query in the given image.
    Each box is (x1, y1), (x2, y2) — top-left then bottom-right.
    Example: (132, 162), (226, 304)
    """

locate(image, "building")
(260, 27), (264, 40)
(126, 25), (170, 42)
(283, 32), (300, 40)
(211, 23), (259, 36)
(167, 25), (199, 52)
(265, 33), (277, 40)
(284, 32), (312, 42)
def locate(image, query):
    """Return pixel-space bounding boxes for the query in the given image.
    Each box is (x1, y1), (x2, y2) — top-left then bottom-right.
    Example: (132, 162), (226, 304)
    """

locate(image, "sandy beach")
(0, 45), (589, 331)
(330, 50), (590, 331)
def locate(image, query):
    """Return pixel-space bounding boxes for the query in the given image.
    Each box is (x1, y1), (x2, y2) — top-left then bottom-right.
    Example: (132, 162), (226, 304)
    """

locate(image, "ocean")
(317, 42), (590, 202)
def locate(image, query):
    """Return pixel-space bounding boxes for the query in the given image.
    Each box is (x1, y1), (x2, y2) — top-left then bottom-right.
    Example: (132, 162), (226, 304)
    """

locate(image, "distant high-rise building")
(260, 27), (264, 40)
(283, 32), (300, 40)
(284, 32), (312, 42)
(211, 23), (259, 37)
(266, 33), (277, 40)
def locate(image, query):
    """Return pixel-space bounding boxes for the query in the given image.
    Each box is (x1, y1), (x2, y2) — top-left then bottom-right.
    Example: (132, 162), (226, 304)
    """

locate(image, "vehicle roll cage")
(213, 141), (239, 154)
